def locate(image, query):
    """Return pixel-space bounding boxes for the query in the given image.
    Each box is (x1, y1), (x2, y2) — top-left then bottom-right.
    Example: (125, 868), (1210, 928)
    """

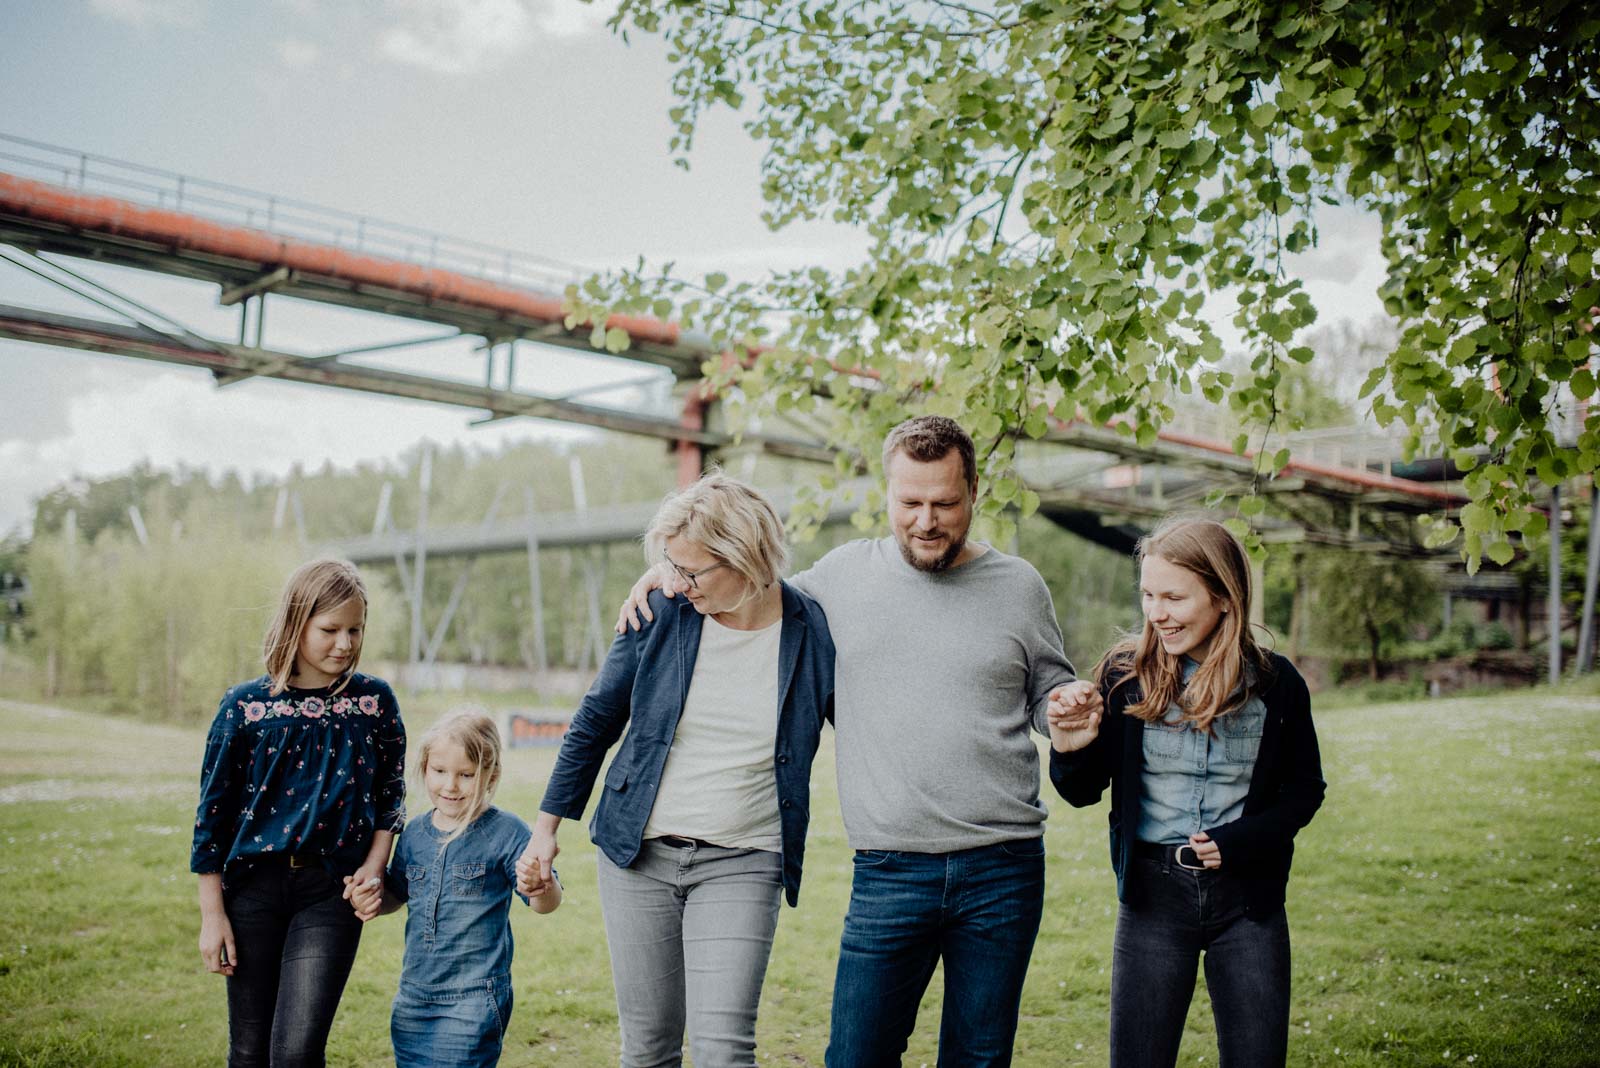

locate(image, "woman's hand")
(1188, 831), (1222, 869)
(517, 814), (561, 896)
(1047, 680), (1102, 753)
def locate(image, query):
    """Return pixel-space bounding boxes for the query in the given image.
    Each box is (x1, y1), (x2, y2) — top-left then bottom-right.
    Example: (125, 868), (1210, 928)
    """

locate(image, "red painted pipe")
(0, 172), (681, 346)
(1149, 425), (1464, 504)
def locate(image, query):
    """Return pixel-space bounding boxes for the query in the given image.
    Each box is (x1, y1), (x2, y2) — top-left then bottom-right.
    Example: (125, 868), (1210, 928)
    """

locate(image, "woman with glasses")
(1046, 514), (1325, 1067)
(518, 471), (834, 1068)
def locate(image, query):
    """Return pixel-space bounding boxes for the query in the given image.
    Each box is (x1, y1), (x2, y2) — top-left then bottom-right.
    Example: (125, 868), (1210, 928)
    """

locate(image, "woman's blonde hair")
(262, 559), (367, 696)
(416, 707), (504, 840)
(644, 469), (788, 608)
(1096, 514), (1271, 732)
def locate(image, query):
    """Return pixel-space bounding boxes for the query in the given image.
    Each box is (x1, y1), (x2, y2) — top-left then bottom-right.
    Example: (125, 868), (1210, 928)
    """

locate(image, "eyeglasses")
(662, 548), (729, 591)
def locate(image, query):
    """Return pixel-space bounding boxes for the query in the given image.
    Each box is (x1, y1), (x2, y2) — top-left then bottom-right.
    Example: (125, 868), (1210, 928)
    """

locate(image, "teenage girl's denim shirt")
(386, 806), (539, 992)
(1136, 658), (1267, 845)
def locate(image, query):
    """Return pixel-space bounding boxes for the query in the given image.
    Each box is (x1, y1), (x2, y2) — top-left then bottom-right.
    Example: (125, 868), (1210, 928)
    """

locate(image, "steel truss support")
(1578, 488), (1600, 674)
(1550, 485), (1562, 685)
(524, 488), (548, 677)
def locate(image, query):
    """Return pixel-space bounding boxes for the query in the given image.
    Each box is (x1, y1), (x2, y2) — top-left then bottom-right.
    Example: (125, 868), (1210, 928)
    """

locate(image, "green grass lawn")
(1, 685), (1596, 1067)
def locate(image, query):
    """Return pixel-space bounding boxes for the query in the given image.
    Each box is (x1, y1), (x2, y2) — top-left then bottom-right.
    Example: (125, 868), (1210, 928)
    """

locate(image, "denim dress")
(386, 806), (533, 1068)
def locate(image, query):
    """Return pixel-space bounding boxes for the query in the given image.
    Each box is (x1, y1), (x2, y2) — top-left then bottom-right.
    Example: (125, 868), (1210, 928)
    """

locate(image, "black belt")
(249, 853), (334, 871)
(654, 835), (719, 850)
(1133, 840), (1207, 870)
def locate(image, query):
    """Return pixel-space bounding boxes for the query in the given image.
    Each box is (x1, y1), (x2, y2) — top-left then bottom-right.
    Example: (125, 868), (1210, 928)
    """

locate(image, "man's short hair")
(882, 415), (977, 489)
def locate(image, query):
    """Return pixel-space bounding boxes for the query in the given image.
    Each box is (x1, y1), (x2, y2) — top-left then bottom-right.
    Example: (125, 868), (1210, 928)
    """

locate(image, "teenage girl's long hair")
(416, 708), (504, 842)
(261, 559), (367, 697)
(1095, 515), (1271, 732)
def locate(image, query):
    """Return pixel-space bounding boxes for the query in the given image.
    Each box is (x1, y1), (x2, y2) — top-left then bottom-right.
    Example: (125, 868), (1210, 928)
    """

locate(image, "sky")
(0, 0), (1391, 538)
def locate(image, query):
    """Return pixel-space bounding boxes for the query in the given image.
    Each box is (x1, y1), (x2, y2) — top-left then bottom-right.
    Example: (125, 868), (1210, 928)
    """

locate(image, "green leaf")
(1223, 516), (1251, 538)
(705, 272), (728, 293)
(604, 327), (630, 353)
(1485, 539), (1516, 566)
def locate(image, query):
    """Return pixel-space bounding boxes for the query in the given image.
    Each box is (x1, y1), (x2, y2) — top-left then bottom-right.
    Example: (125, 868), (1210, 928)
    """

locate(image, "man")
(617, 415), (1098, 1067)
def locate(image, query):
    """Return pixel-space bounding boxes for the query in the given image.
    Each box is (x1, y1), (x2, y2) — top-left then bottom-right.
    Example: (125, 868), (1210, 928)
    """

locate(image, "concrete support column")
(676, 391), (713, 487)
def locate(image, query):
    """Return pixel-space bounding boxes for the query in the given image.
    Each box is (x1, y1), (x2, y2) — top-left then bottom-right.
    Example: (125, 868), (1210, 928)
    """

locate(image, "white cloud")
(88, 0), (204, 27)
(377, 0), (538, 75)
(533, 0), (611, 39)
(276, 37), (321, 68)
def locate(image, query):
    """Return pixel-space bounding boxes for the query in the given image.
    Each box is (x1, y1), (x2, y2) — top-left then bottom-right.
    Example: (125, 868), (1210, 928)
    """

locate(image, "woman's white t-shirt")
(641, 614), (783, 852)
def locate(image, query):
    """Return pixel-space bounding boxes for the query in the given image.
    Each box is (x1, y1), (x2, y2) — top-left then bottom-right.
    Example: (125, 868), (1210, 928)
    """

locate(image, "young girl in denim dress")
(347, 708), (562, 1067)
(191, 558), (407, 1067)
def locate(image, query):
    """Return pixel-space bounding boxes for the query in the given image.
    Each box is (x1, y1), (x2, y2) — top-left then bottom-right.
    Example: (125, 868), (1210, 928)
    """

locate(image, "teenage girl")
(1047, 515), (1326, 1067)
(192, 558), (406, 1068)
(346, 708), (562, 1068)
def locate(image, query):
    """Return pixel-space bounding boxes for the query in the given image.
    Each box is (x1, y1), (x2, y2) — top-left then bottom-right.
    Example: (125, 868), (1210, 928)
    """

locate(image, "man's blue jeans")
(825, 838), (1046, 1068)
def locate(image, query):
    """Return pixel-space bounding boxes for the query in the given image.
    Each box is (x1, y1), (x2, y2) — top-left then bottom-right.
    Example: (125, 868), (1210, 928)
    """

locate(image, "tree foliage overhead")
(577, 0), (1599, 565)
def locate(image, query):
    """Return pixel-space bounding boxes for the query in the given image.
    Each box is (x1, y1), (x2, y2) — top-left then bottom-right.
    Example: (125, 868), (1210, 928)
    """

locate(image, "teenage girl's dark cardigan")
(1048, 652), (1326, 916)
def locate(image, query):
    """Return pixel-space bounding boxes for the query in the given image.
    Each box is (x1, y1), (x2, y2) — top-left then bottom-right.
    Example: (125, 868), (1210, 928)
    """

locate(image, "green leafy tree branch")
(569, 0), (1598, 564)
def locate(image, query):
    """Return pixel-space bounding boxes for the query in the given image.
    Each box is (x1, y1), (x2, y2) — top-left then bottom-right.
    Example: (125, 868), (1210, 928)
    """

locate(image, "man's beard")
(897, 530), (967, 573)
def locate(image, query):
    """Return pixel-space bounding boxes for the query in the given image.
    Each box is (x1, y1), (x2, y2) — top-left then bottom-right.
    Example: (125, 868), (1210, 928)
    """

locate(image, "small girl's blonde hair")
(416, 708), (504, 839)
(262, 559), (368, 696)
(644, 469), (788, 606)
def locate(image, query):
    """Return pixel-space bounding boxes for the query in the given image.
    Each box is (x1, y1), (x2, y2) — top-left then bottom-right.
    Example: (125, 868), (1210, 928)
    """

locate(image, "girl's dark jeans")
(1110, 851), (1291, 1068)
(223, 859), (364, 1068)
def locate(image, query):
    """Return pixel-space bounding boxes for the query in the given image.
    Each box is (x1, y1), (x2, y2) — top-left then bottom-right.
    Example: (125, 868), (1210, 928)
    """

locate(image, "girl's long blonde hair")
(262, 559), (367, 696)
(1096, 515), (1271, 732)
(417, 708), (504, 841)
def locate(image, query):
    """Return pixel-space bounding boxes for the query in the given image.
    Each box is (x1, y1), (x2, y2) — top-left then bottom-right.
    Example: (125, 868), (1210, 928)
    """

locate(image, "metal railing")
(0, 132), (586, 294)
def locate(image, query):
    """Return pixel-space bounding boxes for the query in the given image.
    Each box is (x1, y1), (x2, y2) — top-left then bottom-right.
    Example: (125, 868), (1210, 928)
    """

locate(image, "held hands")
(199, 912), (237, 976)
(515, 822), (560, 898)
(1046, 679), (1103, 753)
(342, 872), (384, 922)
(1187, 831), (1222, 869)
(614, 563), (681, 634)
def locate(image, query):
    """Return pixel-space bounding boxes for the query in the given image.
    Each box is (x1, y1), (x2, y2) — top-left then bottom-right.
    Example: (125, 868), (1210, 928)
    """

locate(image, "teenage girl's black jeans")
(224, 858), (364, 1068)
(1110, 848), (1292, 1068)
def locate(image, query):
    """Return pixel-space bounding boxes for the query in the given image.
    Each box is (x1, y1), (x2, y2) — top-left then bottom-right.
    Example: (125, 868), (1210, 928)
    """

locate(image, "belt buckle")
(1175, 845), (1205, 871)
(288, 854), (305, 869)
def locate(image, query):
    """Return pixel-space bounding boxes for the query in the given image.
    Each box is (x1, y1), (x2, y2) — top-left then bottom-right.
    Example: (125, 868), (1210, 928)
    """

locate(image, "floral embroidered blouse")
(190, 672), (407, 882)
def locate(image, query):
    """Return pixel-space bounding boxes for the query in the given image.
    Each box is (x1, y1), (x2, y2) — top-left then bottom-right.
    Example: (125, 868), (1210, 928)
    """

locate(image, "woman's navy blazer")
(1049, 652), (1325, 916)
(539, 583), (835, 906)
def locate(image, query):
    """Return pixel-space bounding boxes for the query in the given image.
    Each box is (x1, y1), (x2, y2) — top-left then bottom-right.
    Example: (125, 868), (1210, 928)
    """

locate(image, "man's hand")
(615, 563), (683, 633)
(1047, 679), (1102, 753)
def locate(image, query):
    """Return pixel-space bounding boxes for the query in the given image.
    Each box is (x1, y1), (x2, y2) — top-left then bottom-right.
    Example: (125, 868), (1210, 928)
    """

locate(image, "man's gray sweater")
(791, 537), (1077, 852)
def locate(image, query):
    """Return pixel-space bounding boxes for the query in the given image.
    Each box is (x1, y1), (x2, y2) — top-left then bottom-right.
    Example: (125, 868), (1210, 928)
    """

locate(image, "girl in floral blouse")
(191, 558), (406, 1067)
